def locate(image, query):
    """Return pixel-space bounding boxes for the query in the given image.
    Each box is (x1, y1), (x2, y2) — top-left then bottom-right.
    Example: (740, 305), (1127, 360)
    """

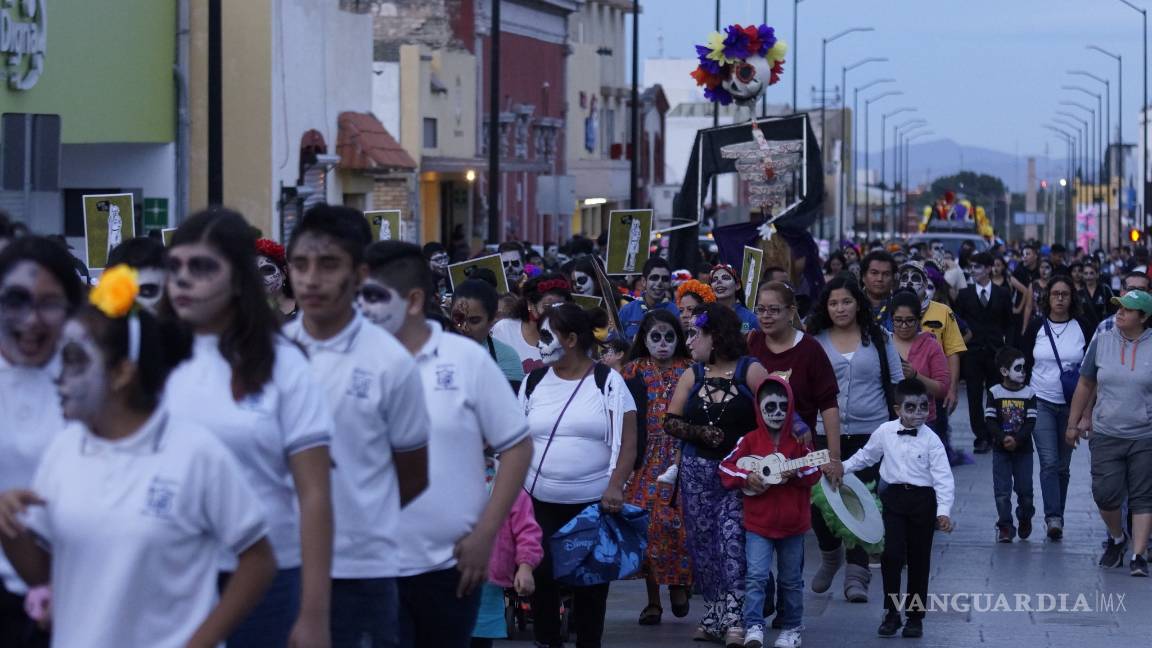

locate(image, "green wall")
(1, 0), (175, 143)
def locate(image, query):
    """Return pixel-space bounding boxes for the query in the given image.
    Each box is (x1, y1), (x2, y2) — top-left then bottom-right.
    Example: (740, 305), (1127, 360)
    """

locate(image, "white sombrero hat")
(812, 474), (884, 551)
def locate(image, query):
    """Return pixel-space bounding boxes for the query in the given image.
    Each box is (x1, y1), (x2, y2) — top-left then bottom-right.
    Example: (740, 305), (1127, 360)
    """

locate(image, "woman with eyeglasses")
(161, 209), (335, 648)
(1020, 276), (1094, 542)
(666, 304), (768, 646)
(675, 279), (716, 333)
(889, 291), (950, 426)
(620, 310), (693, 626)
(806, 276), (904, 604)
(490, 273), (573, 375)
(0, 236), (84, 648)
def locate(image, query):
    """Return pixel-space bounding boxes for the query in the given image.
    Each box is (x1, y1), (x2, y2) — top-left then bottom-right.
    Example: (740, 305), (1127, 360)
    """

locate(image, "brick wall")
(372, 0), (467, 60)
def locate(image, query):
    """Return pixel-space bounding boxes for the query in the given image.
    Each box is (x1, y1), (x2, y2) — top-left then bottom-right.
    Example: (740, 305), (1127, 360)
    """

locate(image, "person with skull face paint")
(497, 242), (527, 293)
(710, 264), (759, 334)
(256, 238), (297, 321)
(450, 279), (525, 392)
(162, 209), (335, 648)
(0, 267), (278, 648)
(422, 243), (451, 300)
(719, 377), (820, 648)
(984, 347), (1037, 543)
(897, 261), (964, 418)
(619, 257), (679, 342)
(490, 274), (573, 375)
(519, 303), (637, 648)
(107, 237), (168, 315)
(676, 279), (716, 334)
(620, 310), (693, 626)
(954, 252), (1014, 455)
(0, 236), (83, 647)
(842, 379), (954, 639)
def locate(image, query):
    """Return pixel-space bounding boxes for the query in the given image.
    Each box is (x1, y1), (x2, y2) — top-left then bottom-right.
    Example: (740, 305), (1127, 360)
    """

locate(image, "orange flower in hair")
(90, 265), (139, 318)
(676, 279), (716, 306)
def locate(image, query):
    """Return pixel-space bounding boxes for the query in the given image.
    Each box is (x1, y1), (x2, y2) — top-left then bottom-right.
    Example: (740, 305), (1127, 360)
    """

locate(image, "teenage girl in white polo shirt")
(0, 268), (277, 648)
(0, 237), (84, 648)
(162, 209), (335, 648)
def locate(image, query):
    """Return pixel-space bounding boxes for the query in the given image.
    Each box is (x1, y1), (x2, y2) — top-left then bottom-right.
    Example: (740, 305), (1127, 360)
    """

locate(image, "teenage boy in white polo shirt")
(364, 241), (533, 648)
(283, 205), (431, 648)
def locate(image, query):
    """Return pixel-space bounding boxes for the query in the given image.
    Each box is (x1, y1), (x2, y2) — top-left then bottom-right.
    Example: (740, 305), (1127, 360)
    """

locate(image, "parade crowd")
(0, 205), (1150, 648)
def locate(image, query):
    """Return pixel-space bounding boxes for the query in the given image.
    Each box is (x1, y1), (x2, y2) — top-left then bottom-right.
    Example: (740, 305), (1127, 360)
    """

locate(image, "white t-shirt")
(164, 334), (333, 569)
(385, 322), (529, 577)
(25, 412), (267, 648)
(0, 355), (64, 594)
(521, 368), (637, 504)
(284, 314), (430, 578)
(490, 318), (544, 374)
(1031, 320), (1086, 404)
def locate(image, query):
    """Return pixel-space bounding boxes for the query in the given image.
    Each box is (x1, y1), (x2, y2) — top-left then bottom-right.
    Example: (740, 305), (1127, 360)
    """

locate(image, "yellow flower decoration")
(767, 41), (788, 63)
(593, 327), (610, 343)
(705, 32), (732, 65)
(90, 265), (139, 318)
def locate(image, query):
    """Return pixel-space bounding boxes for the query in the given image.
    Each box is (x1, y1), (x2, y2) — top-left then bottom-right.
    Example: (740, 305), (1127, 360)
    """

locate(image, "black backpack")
(524, 364), (648, 471)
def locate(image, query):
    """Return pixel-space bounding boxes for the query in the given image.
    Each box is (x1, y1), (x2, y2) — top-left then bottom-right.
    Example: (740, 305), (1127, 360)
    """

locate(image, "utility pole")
(630, 0), (639, 207)
(488, 0), (501, 242)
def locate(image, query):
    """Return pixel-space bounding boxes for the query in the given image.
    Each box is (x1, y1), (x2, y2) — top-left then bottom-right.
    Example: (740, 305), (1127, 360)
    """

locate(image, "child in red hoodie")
(720, 376), (821, 648)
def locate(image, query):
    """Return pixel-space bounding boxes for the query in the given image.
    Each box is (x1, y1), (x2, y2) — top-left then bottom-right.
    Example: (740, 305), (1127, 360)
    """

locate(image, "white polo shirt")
(285, 314), (430, 578)
(0, 354), (64, 594)
(165, 333), (333, 569)
(25, 411), (267, 648)
(385, 322), (529, 577)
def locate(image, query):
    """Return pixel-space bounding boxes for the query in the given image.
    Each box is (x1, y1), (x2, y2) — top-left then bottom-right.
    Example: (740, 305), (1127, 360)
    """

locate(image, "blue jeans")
(222, 567), (301, 648)
(331, 578), (398, 648)
(992, 449), (1035, 527)
(1032, 399), (1072, 520)
(743, 532), (804, 631)
(397, 568), (482, 648)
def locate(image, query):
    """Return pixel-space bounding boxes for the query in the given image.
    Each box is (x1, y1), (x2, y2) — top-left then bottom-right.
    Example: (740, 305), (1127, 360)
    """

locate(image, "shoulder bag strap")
(1042, 319), (1063, 367)
(527, 365), (594, 498)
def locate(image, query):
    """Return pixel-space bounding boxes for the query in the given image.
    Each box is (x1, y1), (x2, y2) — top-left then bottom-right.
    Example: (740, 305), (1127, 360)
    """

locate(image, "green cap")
(1111, 290), (1152, 315)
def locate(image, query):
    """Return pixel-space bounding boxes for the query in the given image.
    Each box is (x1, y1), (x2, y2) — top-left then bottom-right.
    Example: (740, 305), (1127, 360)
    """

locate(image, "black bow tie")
(898, 427), (919, 437)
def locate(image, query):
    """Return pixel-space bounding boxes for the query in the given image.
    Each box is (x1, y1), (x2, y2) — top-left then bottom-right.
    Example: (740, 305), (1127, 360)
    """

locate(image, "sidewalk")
(505, 393), (1152, 647)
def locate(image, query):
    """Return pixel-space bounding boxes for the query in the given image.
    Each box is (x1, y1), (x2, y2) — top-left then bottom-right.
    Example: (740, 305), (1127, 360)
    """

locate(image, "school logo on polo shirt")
(143, 477), (179, 519)
(346, 368), (372, 400)
(435, 365), (457, 391)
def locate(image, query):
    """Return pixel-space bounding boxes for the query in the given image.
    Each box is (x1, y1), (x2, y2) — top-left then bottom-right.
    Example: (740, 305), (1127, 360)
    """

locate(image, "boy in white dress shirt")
(841, 378), (954, 639)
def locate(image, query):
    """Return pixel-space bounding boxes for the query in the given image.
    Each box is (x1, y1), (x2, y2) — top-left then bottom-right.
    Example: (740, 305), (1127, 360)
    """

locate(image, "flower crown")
(536, 277), (571, 294)
(676, 279), (717, 305)
(691, 23), (787, 106)
(256, 238), (286, 267)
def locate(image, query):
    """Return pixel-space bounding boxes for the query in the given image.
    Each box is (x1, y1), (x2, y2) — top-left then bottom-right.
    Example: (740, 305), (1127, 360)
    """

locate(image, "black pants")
(0, 582), (49, 648)
(880, 485), (937, 620)
(962, 349), (999, 447)
(531, 498), (610, 648)
(397, 568), (482, 648)
(812, 434), (880, 567)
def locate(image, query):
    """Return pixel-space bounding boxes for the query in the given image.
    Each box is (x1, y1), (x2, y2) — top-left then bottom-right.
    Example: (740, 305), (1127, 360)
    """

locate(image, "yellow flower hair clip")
(90, 265), (140, 318)
(593, 326), (610, 342)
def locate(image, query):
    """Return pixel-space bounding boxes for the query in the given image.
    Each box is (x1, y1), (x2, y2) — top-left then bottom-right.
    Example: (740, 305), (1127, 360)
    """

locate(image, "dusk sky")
(635, 0), (1150, 159)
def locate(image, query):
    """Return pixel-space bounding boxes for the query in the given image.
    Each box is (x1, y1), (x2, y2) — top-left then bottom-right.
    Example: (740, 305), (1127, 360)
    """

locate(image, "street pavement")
(499, 393), (1152, 647)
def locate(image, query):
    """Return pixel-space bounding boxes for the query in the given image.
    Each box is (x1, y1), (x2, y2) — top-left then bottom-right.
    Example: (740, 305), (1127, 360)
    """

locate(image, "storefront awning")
(336, 111), (416, 172)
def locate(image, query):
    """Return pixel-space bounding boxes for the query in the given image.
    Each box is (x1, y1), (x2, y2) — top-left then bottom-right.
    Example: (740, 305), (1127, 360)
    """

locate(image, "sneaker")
(773, 627), (803, 648)
(877, 612), (902, 637)
(1018, 517), (1033, 540)
(901, 617), (923, 638)
(1046, 517), (1064, 541)
(1132, 554), (1149, 577)
(744, 625), (765, 648)
(656, 463), (679, 484)
(1100, 533), (1128, 568)
(724, 626), (746, 648)
(997, 524), (1014, 543)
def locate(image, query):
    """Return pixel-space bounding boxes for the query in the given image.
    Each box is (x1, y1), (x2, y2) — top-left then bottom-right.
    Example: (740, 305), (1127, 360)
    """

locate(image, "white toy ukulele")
(736, 449), (831, 495)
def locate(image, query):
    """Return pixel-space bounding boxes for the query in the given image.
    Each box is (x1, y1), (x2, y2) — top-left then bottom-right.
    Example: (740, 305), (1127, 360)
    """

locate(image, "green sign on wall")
(143, 198), (168, 229)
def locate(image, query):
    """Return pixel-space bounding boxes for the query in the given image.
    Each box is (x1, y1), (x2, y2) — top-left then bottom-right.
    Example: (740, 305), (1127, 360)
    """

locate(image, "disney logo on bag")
(563, 537), (596, 553)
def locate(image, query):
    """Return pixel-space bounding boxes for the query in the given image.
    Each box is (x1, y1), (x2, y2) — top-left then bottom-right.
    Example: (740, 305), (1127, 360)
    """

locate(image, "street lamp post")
(1089, 45), (1123, 248)
(792, 0), (803, 111)
(1118, 0), (1147, 230)
(821, 27), (874, 234)
(863, 90), (902, 241)
(839, 58), (887, 235)
(1046, 125), (1076, 243)
(1068, 71), (1111, 227)
(881, 107), (916, 236)
(903, 130), (933, 235)
(852, 79), (895, 229)
(1056, 113), (1089, 215)
(1060, 100), (1098, 217)
(893, 119), (926, 235)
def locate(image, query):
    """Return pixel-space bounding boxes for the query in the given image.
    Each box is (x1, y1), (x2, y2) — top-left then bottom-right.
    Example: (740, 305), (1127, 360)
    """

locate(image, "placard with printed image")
(365, 210), (402, 241)
(605, 210), (653, 275)
(741, 245), (764, 309)
(448, 254), (509, 294)
(82, 193), (135, 269)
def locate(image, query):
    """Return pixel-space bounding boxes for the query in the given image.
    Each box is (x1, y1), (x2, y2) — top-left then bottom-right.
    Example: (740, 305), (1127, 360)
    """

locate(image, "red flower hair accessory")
(255, 239), (286, 267)
(536, 278), (571, 294)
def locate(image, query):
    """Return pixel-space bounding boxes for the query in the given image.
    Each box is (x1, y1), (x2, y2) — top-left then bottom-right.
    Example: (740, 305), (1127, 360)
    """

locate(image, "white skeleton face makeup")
(166, 243), (233, 328)
(57, 320), (108, 423)
(644, 322), (677, 361)
(135, 267), (167, 315)
(1004, 360), (1026, 385)
(428, 252), (450, 275)
(257, 255), (285, 296)
(357, 278), (406, 334)
(898, 395), (931, 429)
(711, 270), (737, 299)
(898, 269), (926, 299)
(0, 261), (70, 367)
(922, 282), (936, 309)
(646, 270), (671, 300)
(759, 391), (789, 431)
(572, 271), (595, 296)
(537, 319), (565, 365)
(969, 262), (989, 284)
(723, 55), (772, 105)
(501, 251), (525, 284)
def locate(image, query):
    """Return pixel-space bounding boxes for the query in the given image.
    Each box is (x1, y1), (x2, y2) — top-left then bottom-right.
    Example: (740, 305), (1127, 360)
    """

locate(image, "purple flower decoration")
(695, 45), (723, 75)
(722, 24), (753, 60)
(703, 85), (733, 105)
(693, 312), (711, 329)
(757, 25), (777, 55)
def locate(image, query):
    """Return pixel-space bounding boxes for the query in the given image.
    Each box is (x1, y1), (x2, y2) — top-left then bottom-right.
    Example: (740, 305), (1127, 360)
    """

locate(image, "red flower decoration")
(691, 65), (725, 89)
(769, 60), (785, 86)
(255, 238), (286, 267)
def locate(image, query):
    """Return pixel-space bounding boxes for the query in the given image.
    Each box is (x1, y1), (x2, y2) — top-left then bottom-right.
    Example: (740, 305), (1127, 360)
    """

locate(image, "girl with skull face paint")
(619, 310), (693, 624)
(0, 269), (278, 648)
(451, 278), (525, 392)
(710, 264), (759, 335)
(490, 274), (573, 375)
(0, 236), (83, 647)
(255, 239), (296, 321)
(521, 303), (637, 648)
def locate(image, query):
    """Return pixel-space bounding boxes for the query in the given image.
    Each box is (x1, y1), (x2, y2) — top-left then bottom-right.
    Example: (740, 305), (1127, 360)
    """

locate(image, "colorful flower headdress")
(89, 265), (142, 361)
(691, 23), (787, 106)
(676, 279), (717, 305)
(256, 238), (286, 267)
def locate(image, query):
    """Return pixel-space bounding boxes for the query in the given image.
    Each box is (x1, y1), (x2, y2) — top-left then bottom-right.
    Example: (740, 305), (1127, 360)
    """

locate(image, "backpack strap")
(593, 362), (611, 393)
(732, 356), (757, 400)
(523, 367), (550, 401)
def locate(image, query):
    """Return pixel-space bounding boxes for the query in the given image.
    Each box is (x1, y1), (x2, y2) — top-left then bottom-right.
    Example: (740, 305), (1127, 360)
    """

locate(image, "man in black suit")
(955, 252), (1013, 454)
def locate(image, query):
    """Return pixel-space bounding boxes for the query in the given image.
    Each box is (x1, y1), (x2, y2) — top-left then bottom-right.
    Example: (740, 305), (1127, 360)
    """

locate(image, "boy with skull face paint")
(619, 257), (679, 342)
(983, 347), (1036, 543)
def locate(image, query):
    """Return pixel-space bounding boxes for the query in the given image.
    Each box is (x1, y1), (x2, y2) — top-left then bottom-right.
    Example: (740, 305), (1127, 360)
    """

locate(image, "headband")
(536, 278), (571, 294)
(89, 264), (142, 362)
